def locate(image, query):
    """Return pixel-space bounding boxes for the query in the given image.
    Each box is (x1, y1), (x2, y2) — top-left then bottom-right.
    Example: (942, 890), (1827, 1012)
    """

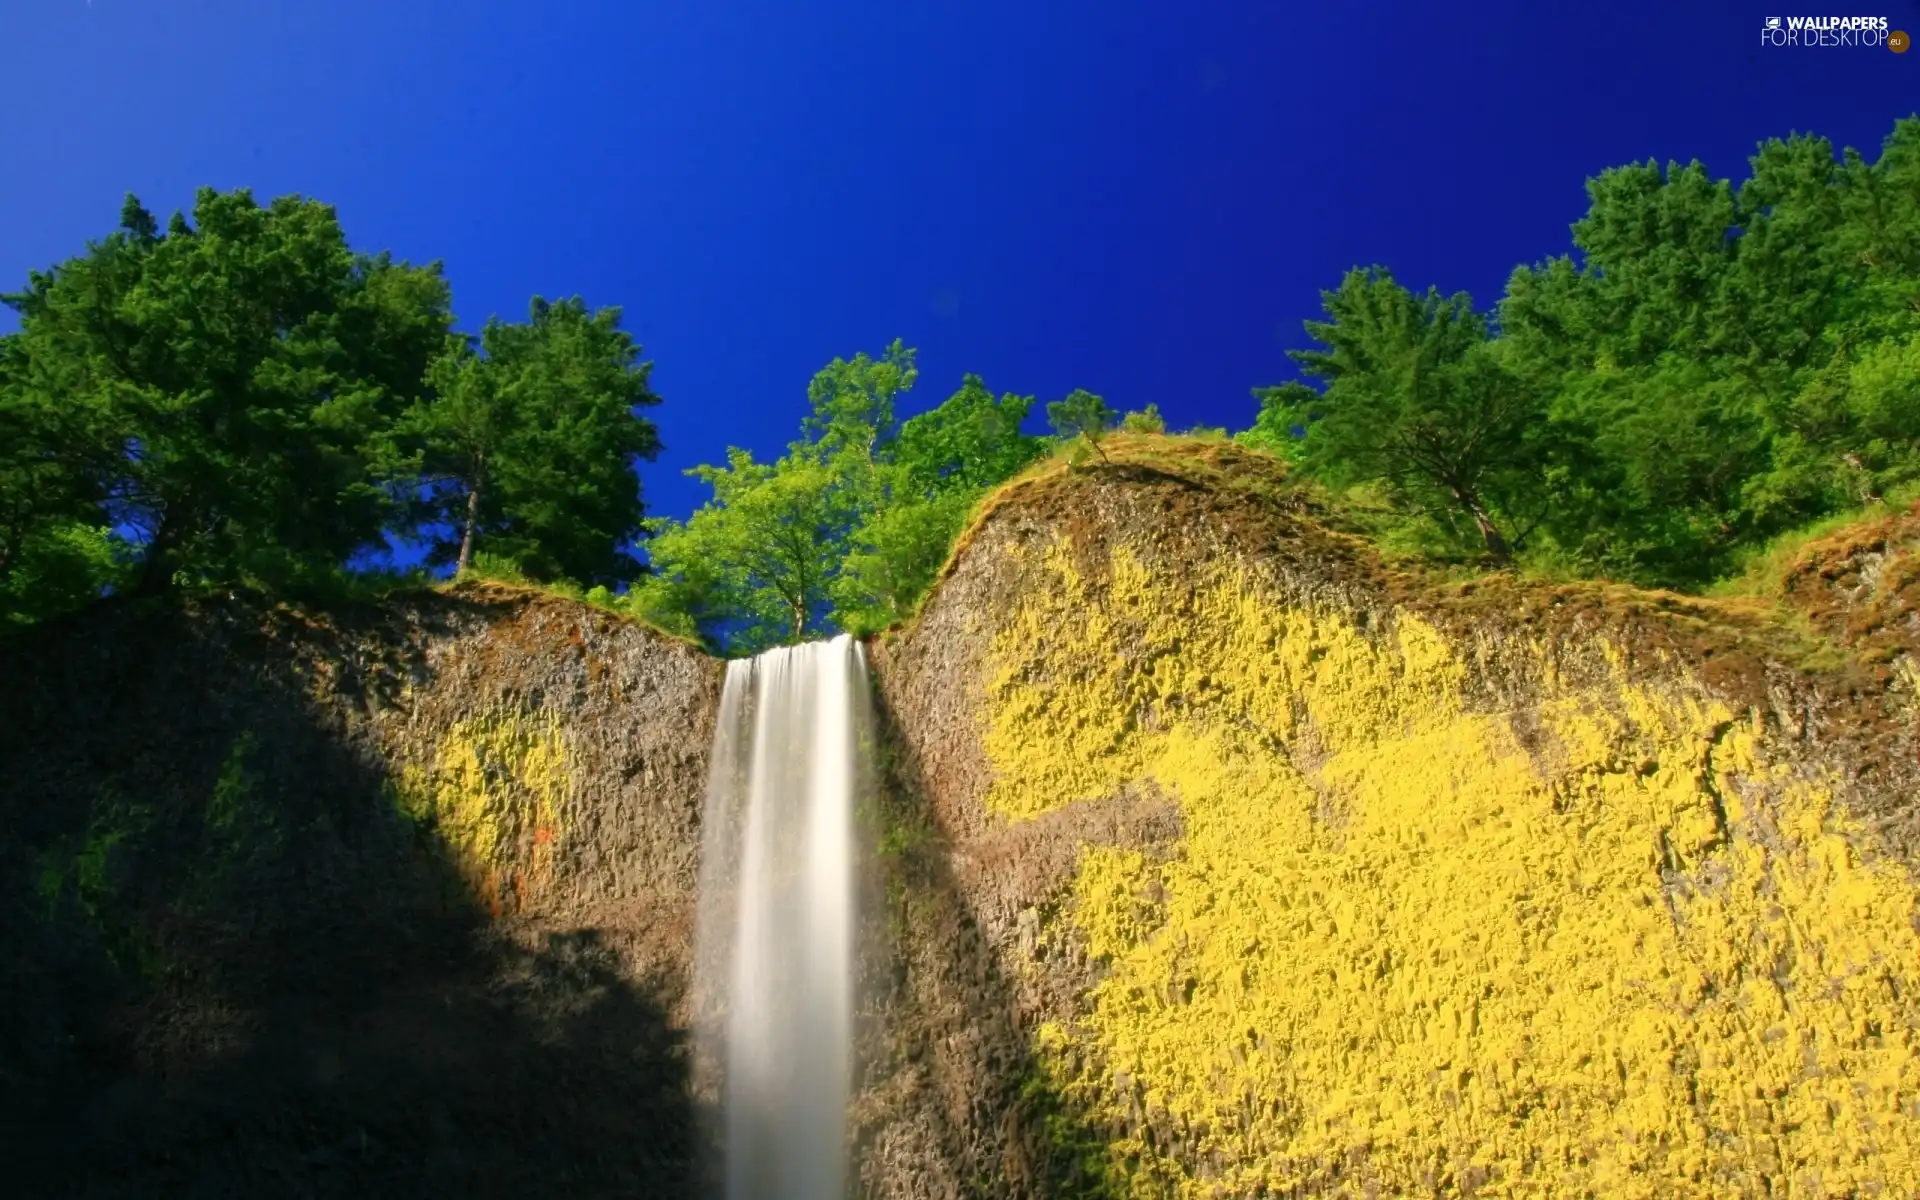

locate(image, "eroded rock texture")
(0, 583), (719, 1198)
(858, 441), (1920, 1198)
(7, 440), (1920, 1199)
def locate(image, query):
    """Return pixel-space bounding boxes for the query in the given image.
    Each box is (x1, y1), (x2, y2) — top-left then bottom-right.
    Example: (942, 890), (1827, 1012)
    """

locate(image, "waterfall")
(692, 634), (871, 1200)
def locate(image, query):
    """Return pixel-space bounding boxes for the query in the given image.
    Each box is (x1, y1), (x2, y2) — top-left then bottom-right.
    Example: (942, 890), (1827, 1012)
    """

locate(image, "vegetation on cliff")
(629, 343), (1114, 652)
(8, 117), (1917, 652)
(6, 114), (1920, 1200)
(640, 114), (1920, 652)
(0, 587), (717, 1194)
(852, 430), (1920, 1197)
(987, 533), (1918, 1195)
(0, 188), (661, 623)
(1249, 117), (1920, 588)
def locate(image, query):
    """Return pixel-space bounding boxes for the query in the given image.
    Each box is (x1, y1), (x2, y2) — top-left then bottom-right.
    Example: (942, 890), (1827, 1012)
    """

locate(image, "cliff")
(4, 436), (1918, 1198)
(0, 585), (719, 1197)
(861, 435), (1920, 1198)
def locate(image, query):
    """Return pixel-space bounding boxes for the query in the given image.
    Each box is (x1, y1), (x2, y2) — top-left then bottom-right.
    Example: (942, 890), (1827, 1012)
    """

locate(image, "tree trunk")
(456, 478), (483, 575)
(133, 518), (179, 597)
(0, 517), (24, 582)
(789, 598), (807, 644)
(1458, 493), (1510, 562)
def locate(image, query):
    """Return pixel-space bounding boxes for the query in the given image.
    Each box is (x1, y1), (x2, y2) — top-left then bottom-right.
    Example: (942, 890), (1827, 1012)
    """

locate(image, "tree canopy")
(400, 295), (662, 586)
(637, 347), (1058, 654)
(0, 188), (665, 625)
(2, 189), (453, 603)
(11, 115), (1920, 634)
(1262, 268), (1551, 560)
(1252, 115), (1920, 587)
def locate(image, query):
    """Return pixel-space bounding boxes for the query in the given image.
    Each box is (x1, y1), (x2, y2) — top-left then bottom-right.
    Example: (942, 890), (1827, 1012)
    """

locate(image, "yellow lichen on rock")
(988, 538), (1920, 1197)
(393, 708), (571, 910)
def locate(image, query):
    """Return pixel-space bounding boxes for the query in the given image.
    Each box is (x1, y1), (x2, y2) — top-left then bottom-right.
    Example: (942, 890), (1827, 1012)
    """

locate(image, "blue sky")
(4, 1), (1917, 526)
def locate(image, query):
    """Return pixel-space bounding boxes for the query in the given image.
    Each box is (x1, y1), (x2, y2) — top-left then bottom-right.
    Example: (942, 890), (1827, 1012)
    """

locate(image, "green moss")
(1017, 1022), (1132, 1199)
(33, 848), (66, 919)
(38, 788), (160, 977)
(207, 730), (253, 835)
(432, 576), (712, 653)
(195, 730), (290, 885)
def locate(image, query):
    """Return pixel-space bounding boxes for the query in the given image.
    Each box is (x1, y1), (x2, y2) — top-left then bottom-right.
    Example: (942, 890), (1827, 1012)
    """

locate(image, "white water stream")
(692, 634), (870, 1200)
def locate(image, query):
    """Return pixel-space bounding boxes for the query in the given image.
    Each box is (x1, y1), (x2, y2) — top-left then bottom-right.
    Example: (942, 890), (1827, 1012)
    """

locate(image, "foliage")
(644, 349), (1058, 653)
(1, 189), (454, 602)
(832, 372), (1047, 632)
(646, 448), (855, 652)
(14, 118), (1919, 632)
(1046, 388), (1117, 462)
(1262, 116), (1920, 588)
(400, 296), (662, 586)
(0, 335), (128, 624)
(0, 188), (669, 628)
(635, 345), (918, 652)
(892, 372), (1045, 493)
(1706, 479), (1920, 600)
(831, 485), (980, 634)
(1262, 268), (1553, 561)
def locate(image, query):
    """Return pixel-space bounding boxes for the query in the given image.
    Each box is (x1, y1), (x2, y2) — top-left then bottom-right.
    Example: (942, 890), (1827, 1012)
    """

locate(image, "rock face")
(858, 439), (1920, 1198)
(7, 439), (1920, 1199)
(0, 583), (720, 1198)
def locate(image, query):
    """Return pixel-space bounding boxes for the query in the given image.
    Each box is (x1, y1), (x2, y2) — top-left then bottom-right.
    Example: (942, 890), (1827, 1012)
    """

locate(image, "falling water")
(692, 634), (871, 1200)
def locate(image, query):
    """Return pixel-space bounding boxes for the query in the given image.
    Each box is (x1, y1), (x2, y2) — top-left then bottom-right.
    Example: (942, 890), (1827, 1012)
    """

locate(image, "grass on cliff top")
(899, 430), (1909, 686)
(1708, 482), (1920, 601)
(426, 554), (708, 652)
(879, 431), (1309, 636)
(957, 430), (1307, 552)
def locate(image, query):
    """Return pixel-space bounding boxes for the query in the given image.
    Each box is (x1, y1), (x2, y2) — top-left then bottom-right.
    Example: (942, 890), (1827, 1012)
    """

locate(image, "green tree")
(829, 487), (978, 633)
(401, 296), (662, 585)
(646, 353), (1058, 650)
(1046, 389), (1117, 461)
(892, 373), (1044, 492)
(802, 339), (917, 470)
(1, 188), (452, 597)
(643, 346), (912, 651)
(828, 374), (1046, 631)
(1235, 382), (1309, 463)
(1563, 159), (1744, 367)
(1120, 403), (1166, 434)
(1490, 119), (1920, 582)
(645, 448), (852, 651)
(1546, 360), (1773, 583)
(1271, 267), (1549, 560)
(0, 336), (125, 623)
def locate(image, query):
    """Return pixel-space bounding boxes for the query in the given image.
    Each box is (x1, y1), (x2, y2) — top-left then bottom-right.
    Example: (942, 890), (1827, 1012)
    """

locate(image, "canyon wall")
(859, 439), (1920, 1198)
(6, 438), (1920, 1198)
(0, 585), (719, 1198)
